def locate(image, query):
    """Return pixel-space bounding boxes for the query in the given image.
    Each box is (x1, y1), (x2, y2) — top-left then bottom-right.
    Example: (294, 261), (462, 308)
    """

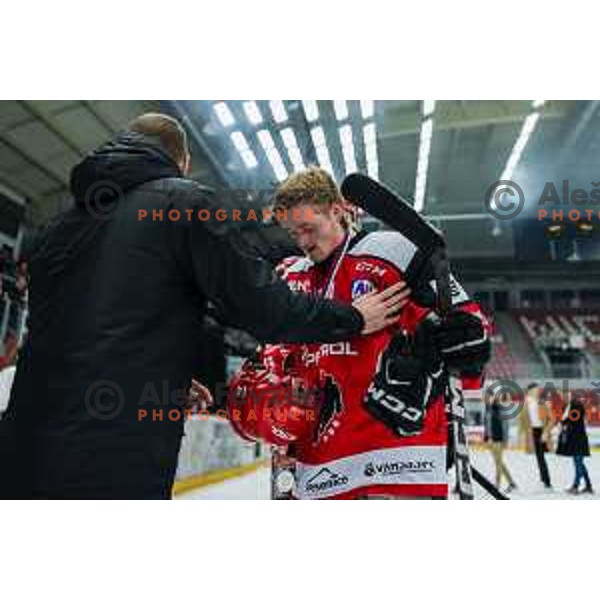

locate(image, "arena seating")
(487, 333), (524, 380)
(515, 309), (600, 353)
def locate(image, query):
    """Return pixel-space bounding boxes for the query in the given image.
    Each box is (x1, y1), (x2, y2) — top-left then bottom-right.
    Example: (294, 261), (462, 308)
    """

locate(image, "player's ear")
(330, 201), (345, 221)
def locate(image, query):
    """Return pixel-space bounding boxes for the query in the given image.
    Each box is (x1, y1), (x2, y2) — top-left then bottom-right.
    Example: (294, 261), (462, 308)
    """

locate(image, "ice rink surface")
(177, 450), (600, 500)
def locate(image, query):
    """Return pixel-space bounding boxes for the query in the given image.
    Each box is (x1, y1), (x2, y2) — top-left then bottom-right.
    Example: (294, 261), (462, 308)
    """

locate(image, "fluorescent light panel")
(311, 126), (326, 147)
(242, 101), (263, 125)
(230, 131), (257, 168)
(413, 102), (435, 213)
(363, 122), (376, 146)
(499, 112), (540, 181)
(302, 100), (319, 122)
(230, 131), (248, 152)
(334, 100), (349, 121)
(339, 124), (357, 174)
(367, 157), (379, 179)
(280, 127), (305, 171)
(363, 122), (378, 179)
(360, 100), (374, 119)
(257, 129), (288, 181)
(310, 126), (333, 173)
(214, 102), (235, 127)
(423, 100), (436, 118)
(270, 100), (288, 123)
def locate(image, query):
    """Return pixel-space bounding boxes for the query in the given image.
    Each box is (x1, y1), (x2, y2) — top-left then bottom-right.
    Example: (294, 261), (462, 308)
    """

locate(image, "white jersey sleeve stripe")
(348, 231), (418, 274)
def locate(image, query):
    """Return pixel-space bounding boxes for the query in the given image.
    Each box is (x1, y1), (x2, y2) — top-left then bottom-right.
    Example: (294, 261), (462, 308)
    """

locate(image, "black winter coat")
(556, 399), (590, 457)
(484, 401), (508, 443)
(0, 132), (364, 499)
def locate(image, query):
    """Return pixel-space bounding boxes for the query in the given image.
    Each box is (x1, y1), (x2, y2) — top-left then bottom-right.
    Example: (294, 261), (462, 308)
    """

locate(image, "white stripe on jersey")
(348, 231), (418, 273)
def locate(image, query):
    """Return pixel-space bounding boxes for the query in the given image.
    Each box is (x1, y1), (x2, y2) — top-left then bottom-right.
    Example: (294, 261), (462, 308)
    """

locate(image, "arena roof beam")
(499, 101), (545, 182)
(0, 132), (66, 189)
(0, 173), (31, 202)
(80, 101), (117, 136)
(414, 101), (436, 213)
(557, 100), (600, 164)
(380, 101), (568, 139)
(19, 101), (85, 158)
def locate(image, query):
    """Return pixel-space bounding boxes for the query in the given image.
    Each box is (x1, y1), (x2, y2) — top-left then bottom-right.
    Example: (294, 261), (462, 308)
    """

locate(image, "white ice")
(176, 450), (600, 500)
(176, 467), (271, 500)
(470, 449), (600, 500)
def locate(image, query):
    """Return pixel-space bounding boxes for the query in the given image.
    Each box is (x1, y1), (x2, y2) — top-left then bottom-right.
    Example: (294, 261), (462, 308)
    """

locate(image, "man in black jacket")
(0, 113), (408, 499)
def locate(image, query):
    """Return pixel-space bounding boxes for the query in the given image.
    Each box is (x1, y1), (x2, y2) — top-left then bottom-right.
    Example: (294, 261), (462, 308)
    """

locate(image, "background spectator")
(556, 392), (594, 494)
(484, 391), (517, 493)
(523, 383), (554, 489)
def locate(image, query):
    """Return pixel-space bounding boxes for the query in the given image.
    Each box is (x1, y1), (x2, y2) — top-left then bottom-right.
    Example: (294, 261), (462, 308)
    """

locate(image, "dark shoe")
(581, 486), (595, 494)
(566, 486), (579, 495)
(506, 483), (517, 493)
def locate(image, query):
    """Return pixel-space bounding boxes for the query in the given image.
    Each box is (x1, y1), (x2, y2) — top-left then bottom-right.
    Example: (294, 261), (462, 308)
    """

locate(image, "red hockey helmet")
(226, 346), (324, 446)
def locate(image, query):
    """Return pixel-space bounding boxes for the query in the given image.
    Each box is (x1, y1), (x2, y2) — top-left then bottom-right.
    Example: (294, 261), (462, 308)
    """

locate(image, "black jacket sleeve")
(176, 184), (364, 344)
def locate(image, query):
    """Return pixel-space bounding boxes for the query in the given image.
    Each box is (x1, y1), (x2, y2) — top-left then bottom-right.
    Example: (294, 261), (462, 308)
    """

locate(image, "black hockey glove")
(315, 376), (343, 442)
(364, 329), (444, 437)
(430, 310), (490, 374)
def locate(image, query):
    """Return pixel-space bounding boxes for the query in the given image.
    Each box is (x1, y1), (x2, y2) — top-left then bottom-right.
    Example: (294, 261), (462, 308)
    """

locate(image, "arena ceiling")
(166, 100), (599, 209)
(1, 100), (599, 257)
(167, 100), (600, 258)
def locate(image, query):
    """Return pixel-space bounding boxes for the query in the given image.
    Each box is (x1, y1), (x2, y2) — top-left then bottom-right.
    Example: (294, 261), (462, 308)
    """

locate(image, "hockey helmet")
(226, 346), (324, 446)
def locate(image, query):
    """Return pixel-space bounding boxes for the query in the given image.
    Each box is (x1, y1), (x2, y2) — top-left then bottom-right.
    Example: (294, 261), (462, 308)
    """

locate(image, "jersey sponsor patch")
(295, 445), (447, 499)
(351, 278), (375, 299)
(354, 261), (388, 277)
(287, 278), (312, 293)
(303, 467), (349, 496)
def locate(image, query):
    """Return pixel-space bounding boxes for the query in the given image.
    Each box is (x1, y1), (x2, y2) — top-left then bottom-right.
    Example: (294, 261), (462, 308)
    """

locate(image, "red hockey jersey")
(274, 230), (486, 499)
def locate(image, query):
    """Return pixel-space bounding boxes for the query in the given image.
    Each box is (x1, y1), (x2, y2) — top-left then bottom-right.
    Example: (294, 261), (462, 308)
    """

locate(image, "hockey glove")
(364, 329), (444, 437)
(315, 376), (343, 442)
(430, 310), (491, 374)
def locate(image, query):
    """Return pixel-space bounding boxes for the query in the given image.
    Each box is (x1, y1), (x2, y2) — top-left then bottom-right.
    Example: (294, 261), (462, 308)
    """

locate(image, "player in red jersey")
(230, 167), (491, 499)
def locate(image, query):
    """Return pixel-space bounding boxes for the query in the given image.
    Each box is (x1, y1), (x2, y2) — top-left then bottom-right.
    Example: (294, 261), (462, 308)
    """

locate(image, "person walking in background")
(517, 395), (534, 454)
(524, 383), (553, 489)
(556, 392), (594, 495)
(484, 391), (517, 493)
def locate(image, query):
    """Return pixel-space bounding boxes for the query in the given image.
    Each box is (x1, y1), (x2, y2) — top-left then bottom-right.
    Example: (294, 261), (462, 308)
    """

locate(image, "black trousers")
(532, 427), (551, 487)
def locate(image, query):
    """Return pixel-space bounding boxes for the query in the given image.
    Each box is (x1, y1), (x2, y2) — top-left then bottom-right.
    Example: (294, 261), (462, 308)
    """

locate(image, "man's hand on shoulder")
(352, 281), (411, 335)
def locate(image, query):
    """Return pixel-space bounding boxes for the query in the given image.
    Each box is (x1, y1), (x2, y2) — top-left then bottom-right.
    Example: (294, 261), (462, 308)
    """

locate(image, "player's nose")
(297, 233), (313, 250)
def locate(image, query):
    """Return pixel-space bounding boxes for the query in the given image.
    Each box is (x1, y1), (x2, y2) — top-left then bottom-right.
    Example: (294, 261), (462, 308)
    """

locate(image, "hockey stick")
(446, 376), (474, 499)
(341, 173), (497, 500)
(472, 467), (510, 500)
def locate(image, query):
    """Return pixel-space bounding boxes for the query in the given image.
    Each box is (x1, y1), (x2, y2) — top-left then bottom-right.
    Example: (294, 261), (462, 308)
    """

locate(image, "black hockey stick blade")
(341, 173), (445, 256)
(472, 467), (510, 500)
(341, 173), (452, 316)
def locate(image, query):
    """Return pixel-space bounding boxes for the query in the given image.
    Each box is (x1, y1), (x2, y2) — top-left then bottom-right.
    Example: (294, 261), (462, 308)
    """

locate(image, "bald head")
(127, 113), (190, 174)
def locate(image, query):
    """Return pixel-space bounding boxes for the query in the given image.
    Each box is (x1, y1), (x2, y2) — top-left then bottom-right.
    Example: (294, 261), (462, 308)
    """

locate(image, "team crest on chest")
(351, 278), (375, 299)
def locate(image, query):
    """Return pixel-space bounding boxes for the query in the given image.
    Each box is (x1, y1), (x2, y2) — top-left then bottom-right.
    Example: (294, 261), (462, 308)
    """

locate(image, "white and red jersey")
(273, 230), (487, 499)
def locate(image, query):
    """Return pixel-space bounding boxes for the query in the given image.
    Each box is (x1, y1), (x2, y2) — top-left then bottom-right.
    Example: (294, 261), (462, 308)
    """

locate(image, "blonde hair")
(274, 167), (340, 209)
(274, 167), (357, 230)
